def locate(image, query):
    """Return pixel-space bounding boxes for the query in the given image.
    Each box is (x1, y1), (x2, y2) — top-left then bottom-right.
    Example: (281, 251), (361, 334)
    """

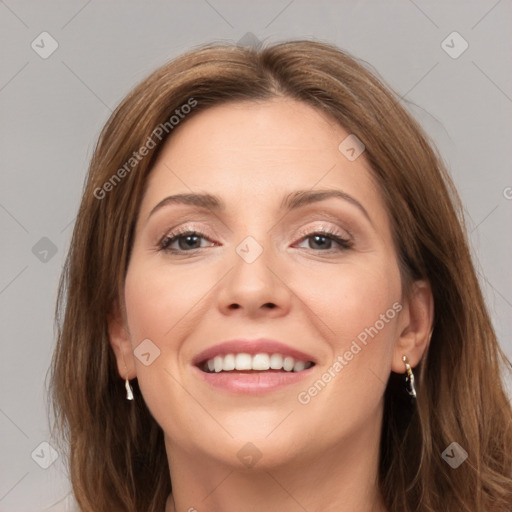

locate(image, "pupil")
(180, 235), (199, 250)
(311, 235), (329, 249)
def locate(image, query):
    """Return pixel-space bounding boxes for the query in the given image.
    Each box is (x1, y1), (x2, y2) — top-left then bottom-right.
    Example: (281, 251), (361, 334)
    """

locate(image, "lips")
(191, 338), (317, 394)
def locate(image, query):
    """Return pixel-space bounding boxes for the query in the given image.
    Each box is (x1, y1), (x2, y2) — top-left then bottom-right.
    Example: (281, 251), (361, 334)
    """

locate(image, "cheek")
(298, 257), (402, 341)
(123, 257), (208, 344)
(298, 255), (402, 403)
(292, 263), (401, 426)
(123, 270), (169, 344)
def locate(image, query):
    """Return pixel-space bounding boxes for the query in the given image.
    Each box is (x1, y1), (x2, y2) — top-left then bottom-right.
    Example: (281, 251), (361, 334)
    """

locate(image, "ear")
(391, 279), (434, 372)
(108, 300), (137, 379)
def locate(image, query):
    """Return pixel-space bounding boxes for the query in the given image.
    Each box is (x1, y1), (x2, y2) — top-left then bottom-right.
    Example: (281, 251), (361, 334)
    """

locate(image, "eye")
(157, 226), (352, 254)
(295, 228), (352, 252)
(159, 230), (215, 252)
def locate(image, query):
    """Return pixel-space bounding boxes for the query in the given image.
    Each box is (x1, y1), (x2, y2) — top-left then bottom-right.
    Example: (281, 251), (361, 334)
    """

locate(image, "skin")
(109, 98), (433, 512)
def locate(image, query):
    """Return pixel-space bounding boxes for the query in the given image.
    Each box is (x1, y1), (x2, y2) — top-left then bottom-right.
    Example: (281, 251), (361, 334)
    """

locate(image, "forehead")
(140, 98), (383, 216)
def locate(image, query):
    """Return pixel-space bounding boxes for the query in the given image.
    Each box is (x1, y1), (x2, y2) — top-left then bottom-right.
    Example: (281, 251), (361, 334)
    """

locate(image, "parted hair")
(49, 40), (512, 512)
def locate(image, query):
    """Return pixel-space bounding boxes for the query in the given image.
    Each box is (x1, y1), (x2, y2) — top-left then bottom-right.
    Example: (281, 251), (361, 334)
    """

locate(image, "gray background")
(1, 1), (511, 510)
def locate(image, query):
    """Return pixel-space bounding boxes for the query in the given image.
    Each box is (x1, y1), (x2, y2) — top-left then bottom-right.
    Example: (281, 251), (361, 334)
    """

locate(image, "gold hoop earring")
(402, 355), (417, 398)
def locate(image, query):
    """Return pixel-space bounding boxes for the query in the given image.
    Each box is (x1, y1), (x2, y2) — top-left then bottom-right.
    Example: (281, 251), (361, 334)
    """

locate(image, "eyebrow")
(146, 189), (372, 224)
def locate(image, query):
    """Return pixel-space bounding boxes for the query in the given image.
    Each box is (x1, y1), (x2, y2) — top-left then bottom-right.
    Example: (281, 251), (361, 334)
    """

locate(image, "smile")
(200, 353), (314, 373)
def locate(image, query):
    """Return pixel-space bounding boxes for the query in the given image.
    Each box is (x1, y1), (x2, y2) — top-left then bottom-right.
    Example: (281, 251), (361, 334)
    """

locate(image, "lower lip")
(193, 366), (314, 394)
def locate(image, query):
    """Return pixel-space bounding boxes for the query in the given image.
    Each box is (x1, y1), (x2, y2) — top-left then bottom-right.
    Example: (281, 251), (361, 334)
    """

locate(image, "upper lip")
(192, 338), (317, 367)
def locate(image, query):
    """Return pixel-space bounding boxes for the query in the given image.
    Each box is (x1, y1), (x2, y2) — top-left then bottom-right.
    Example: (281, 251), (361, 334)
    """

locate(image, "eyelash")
(157, 226), (353, 254)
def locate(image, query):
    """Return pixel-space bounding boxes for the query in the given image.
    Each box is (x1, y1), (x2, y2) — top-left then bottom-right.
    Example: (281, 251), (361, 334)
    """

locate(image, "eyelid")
(157, 220), (351, 242)
(156, 222), (217, 243)
(160, 227), (214, 247)
(294, 221), (353, 242)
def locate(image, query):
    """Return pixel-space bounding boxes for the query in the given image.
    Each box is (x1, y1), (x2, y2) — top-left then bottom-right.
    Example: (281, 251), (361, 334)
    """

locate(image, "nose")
(216, 238), (292, 318)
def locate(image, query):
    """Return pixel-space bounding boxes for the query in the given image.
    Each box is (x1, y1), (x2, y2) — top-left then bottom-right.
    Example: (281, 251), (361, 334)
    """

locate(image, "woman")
(49, 40), (512, 512)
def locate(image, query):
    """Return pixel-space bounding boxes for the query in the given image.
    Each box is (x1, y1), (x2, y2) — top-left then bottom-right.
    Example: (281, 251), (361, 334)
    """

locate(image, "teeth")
(252, 353), (270, 370)
(203, 353), (313, 373)
(269, 354), (283, 369)
(283, 356), (295, 372)
(235, 353), (252, 370)
(222, 353), (235, 371)
(214, 356), (223, 373)
(293, 361), (306, 372)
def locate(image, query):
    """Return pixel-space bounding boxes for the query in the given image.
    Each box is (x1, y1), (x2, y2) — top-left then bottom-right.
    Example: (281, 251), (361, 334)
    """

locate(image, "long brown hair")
(49, 40), (512, 512)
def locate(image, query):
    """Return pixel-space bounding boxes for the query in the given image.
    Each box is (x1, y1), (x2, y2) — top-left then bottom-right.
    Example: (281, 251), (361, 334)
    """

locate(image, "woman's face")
(116, 98), (410, 469)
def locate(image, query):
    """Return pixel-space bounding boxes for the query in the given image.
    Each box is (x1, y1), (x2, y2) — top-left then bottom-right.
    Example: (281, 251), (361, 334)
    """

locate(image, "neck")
(164, 411), (387, 512)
